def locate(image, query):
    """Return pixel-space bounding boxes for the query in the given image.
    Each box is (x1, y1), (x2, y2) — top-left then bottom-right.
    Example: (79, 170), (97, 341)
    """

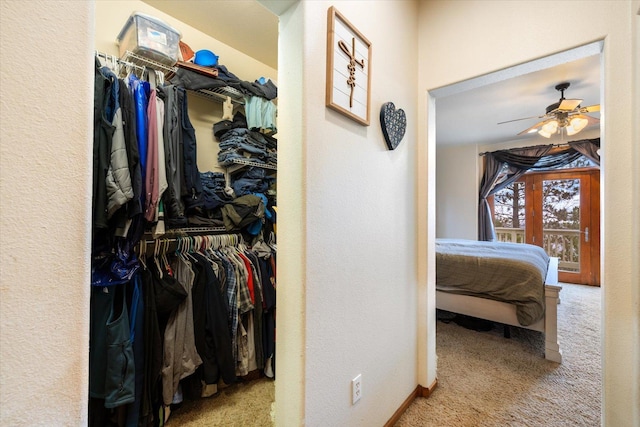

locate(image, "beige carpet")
(396, 283), (601, 426)
(166, 377), (275, 426)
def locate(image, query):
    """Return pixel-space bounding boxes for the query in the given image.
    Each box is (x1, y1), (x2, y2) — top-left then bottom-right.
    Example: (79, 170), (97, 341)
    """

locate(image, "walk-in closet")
(90, 2), (278, 425)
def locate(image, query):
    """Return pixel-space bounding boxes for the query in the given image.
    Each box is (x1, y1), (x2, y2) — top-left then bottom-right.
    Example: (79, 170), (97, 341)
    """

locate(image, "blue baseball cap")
(194, 49), (219, 67)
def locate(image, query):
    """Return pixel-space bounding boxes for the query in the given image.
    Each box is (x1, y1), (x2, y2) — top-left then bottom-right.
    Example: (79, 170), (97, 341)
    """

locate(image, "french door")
(492, 169), (600, 285)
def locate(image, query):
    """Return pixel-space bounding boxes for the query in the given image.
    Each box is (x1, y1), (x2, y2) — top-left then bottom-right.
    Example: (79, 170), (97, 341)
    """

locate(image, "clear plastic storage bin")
(117, 12), (181, 65)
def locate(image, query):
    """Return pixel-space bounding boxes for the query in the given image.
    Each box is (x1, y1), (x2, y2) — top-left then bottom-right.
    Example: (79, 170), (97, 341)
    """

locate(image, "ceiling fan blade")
(557, 98), (583, 111)
(517, 119), (548, 135)
(572, 113), (600, 125)
(497, 115), (544, 125)
(580, 104), (600, 113)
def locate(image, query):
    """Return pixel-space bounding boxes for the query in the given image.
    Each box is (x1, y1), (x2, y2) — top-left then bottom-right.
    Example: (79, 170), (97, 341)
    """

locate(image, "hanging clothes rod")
(96, 50), (145, 73)
(95, 50), (172, 80)
(138, 233), (244, 257)
(141, 234), (243, 246)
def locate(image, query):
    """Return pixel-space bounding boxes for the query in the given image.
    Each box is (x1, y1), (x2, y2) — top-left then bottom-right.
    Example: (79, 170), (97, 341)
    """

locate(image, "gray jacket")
(103, 68), (134, 218)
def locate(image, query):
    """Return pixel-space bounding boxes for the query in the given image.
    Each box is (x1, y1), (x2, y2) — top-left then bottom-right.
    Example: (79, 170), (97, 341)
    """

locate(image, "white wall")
(283, 1), (421, 425)
(419, 1), (640, 425)
(0, 1), (94, 425)
(435, 144), (478, 239)
(274, 2), (306, 425)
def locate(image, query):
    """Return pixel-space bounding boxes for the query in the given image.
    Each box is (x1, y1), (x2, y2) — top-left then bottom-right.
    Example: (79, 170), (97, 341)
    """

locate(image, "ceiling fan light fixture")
(538, 119), (558, 138)
(504, 82), (600, 139)
(566, 116), (589, 135)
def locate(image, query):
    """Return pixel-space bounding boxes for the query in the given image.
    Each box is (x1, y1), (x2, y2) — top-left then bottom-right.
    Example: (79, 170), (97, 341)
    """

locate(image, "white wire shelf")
(121, 51), (245, 104)
(189, 86), (245, 104)
(121, 50), (177, 74)
(224, 158), (277, 175)
(163, 227), (227, 235)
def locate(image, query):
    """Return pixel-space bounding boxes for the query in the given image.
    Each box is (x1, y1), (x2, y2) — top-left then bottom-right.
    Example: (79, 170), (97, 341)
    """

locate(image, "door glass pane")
(542, 179), (580, 272)
(493, 181), (526, 243)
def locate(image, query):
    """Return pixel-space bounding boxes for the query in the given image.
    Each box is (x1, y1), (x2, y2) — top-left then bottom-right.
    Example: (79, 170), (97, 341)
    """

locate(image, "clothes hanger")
(180, 237), (195, 262)
(155, 69), (165, 86)
(138, 239), (148, 270)
(206, 235), (218, 253)
(153, 239), (163, 279)
(147, 66), (157, 90)
(204, 235), (213, 251)
(162, 239), (174, 276)
(222, 97), (234, 121)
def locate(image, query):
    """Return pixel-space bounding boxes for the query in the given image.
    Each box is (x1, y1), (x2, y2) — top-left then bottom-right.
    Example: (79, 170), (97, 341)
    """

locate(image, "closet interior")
(90, 4), (278, 425)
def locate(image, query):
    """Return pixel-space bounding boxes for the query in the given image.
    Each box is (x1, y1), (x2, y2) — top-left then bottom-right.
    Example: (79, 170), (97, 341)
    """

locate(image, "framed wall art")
(325, 6), (372, 126)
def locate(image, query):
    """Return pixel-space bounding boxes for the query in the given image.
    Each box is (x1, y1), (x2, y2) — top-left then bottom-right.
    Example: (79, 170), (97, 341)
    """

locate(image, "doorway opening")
(431, 41), (604, 424)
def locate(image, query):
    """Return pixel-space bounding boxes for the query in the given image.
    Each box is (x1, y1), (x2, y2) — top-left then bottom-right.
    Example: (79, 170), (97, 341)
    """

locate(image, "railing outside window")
(495, 227), (580, 272)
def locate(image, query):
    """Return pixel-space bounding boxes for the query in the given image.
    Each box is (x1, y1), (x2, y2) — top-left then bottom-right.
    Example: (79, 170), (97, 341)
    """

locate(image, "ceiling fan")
(498, 82), (600, 138)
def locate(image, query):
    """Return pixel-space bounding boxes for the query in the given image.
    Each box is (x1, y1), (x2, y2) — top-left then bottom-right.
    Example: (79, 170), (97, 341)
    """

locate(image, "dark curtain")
(478, 153), (504, 242)
(477, 138), (600, 241)
(478, 145), (552, 241)
(569, 138), (601, 165)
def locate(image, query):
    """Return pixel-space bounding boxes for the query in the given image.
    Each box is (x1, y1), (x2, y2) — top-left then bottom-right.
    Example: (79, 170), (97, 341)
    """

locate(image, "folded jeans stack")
(231, 167), (275, 198)
(200, 171), (234, 210)
(217, 128), (277, 167)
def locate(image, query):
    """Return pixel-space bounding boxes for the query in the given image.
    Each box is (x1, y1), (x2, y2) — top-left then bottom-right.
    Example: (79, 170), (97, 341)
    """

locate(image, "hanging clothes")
(88, 283), (135, 408)
(101, 66), (134, 218)
(91, 51), (278, 427)
(157, 84), (187, 228)
(161, 255), (202, 406)
(129, 74), (150, 183)
(93, 58), (115, 234)
(144, 89), (159, 222)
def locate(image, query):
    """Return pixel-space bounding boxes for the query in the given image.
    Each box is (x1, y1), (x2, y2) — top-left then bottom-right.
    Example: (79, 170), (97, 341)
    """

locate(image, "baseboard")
(418, 379), (437, 398)
(384, 379), (438, 427)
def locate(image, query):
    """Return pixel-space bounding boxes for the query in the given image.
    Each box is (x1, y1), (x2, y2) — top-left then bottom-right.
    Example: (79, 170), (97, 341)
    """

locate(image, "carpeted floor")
(165, 377), (275, 426)
(396, 282), (601, 426)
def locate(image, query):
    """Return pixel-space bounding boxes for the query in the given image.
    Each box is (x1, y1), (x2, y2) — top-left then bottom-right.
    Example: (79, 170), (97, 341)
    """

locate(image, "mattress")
(435, 238), (550, 326)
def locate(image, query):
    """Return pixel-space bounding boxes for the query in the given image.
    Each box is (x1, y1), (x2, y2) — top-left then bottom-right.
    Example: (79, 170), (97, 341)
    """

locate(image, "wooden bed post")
(544, 283), (562, 363)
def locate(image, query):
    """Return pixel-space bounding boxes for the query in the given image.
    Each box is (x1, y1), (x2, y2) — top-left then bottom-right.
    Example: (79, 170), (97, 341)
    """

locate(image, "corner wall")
(419, 1), (639, 425)
(274, 2), (306, 425)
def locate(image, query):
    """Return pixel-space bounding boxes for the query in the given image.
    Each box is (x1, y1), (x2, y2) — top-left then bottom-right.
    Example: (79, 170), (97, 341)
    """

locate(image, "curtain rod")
(478, 142), (571, 157)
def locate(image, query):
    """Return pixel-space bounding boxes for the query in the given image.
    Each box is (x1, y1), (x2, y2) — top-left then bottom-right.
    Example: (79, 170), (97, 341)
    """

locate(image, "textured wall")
(273, 2), (306, 425)
(0, 1), (94, 425)
(296, 2), (421, 425)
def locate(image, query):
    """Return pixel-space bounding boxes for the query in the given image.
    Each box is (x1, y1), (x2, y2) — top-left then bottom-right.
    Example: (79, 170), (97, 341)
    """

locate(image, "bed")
(435, 238), (562, 363)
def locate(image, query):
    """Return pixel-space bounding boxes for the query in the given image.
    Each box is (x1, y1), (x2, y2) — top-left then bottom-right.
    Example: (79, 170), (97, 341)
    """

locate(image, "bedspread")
(436, 239), (550, 326)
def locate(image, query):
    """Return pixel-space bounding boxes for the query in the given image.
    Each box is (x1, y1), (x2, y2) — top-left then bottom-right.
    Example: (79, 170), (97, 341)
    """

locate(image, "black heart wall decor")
(380, 102), (406, 150)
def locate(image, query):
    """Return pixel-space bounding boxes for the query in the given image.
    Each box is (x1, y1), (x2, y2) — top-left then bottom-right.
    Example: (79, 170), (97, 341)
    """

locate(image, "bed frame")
(436, 257), (562, 363)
